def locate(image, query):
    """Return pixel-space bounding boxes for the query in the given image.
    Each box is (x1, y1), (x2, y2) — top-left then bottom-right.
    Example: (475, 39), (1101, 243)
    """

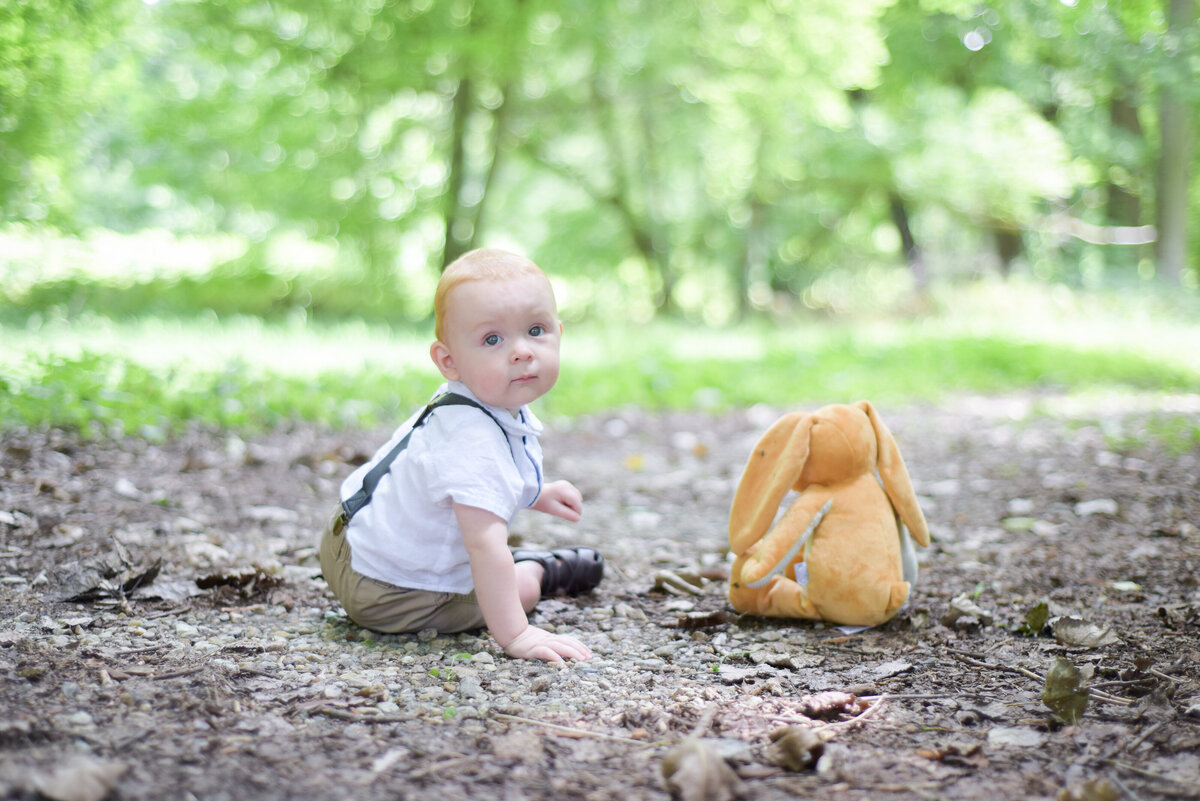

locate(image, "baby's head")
(431, 248), (563, 411)
(434, 249), (552, 342)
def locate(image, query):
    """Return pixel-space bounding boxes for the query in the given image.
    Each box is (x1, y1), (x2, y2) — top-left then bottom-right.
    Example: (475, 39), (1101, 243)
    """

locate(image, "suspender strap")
(340, 393), (509, 522)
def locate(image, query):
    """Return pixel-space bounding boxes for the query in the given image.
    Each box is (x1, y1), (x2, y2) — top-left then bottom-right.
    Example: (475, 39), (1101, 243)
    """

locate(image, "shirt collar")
(441, 381), (543, 437)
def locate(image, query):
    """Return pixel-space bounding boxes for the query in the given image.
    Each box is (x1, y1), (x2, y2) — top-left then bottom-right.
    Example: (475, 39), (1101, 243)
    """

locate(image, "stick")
(949, 650), (1133, 706)
(1103, 759), (1200, 792)
(1123, 720), (1167, 753)
(812, 695), (888, 733)
(1110, 773), (1145, 801)
(492, 712), (650, 746)
(152, 666), (204, 681)
(310, 706), (412, 725)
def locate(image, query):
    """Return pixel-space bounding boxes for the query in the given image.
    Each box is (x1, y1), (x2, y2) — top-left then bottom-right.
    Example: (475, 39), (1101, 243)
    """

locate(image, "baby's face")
(434, 273), (562, 412)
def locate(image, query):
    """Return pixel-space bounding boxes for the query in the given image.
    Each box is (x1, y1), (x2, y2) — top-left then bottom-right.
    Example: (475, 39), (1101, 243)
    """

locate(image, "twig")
(813, 695), (888, 733)
(1123, 719), (1168, 753)
(949, 650), (1042, 681)
(1110, 773), (1145, 801)
(115, 644), (170, 656)
(949, 650), (1133, 706)
(152, 666), (204, 681)
(408, 755), (473, 780)
(1149, 668), (1180, 684)
(233, 666), (277, 679)
(144, 604), (191, 620)
(493, 712), (651, 746)
(1103, 759), (1200, 793)
(1089, 689), (1134, 707)
(688, 705), (717, 738)
(653, 570), (702, 596)
(309, 706), (411, 725)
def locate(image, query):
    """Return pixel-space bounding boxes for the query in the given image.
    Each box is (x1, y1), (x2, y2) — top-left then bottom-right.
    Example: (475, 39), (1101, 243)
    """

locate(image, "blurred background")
(2, 0), (1198, 438)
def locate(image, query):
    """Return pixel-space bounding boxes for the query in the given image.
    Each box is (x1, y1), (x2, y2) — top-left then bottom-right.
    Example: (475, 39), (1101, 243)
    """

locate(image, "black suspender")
(340, 393), (510, 522)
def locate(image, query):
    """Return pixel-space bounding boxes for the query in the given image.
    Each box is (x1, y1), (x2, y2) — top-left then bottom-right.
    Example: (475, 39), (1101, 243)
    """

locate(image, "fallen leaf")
(196, 565), (284, 601)
(661, 738), (745, 801)
(1109, 580), (1142, 593)
(941, 593), (995, 628)
(1051, 617), (1120, 648)
(798, 691), (866, 720)
(917, 741), (986, 768)
(33, 754), (127, 801)
(62, 558), (163, 604)
(1042, 657), (1089, 724)
(1020, 601), (1051, 636)
(1057, 778), (1120, 801)
(768, 726), (823, 771)
(674, 611), (736, 630)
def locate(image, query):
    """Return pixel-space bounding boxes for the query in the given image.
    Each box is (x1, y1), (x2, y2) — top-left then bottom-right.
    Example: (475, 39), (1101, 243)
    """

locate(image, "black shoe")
(511, 546), (604, 597)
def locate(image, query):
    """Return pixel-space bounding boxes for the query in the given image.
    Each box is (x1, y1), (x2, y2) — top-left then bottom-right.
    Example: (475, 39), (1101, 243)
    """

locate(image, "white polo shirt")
(340, 381), (545, 594)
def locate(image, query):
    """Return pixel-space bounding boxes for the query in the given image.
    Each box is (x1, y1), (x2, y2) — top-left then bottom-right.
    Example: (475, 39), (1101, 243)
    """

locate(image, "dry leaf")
(798, 691), (865, 720)
(1058, 778), (1120, 801)
(661, 738), (744, 801)
(916, 741), (987, 768)
(1042, 657), (1088, 724)
(941, 593), (995, 627)
(768, 726), (824, 771)
(674, 610), (736, 629)
(1020, 601), (1050, 635)
(1051, 617), (1120, 648)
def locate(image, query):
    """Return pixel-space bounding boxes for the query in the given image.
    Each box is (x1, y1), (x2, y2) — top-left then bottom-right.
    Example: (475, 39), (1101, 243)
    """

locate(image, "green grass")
(3, 282), (1200, 443)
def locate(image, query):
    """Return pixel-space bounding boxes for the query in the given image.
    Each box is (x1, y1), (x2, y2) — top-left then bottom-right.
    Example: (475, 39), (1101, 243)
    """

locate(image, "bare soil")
(2, 394), (1199, 801)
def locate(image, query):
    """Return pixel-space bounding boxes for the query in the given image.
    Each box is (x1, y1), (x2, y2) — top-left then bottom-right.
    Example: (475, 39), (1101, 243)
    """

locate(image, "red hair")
(433, 249), (549, 342)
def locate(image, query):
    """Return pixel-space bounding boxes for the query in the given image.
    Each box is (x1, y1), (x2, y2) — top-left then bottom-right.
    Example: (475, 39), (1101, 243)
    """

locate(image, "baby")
(319, 248), (602, 662)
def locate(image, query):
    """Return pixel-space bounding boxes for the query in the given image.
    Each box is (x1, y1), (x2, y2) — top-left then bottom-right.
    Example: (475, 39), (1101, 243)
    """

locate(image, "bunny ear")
(857, 401), (930, 547)
(729, 412), (812, 555)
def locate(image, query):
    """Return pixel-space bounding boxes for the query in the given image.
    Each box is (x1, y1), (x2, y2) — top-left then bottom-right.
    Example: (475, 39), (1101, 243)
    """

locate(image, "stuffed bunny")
(728, 401), (930, 626)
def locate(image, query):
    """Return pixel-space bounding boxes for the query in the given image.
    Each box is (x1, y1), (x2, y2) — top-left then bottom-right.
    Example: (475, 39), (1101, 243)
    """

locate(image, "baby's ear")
(430, 341), (460, 381)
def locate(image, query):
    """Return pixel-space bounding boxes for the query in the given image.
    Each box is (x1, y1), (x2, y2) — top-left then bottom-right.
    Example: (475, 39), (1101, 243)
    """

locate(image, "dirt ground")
(2, 393), (1199, 801)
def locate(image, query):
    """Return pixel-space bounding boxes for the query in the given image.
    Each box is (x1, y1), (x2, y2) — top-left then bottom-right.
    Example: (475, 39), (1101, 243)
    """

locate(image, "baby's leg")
(515, 561), (544, 612)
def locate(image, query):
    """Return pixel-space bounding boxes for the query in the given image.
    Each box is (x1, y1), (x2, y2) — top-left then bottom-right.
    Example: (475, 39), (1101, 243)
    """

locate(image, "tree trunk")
(1107, 92), (1143, 228)
(441, 77), (473, 270)
(1154, 0), (1195, 284)
(888, 193), (929, 290)
(994, 228), (1023, 276)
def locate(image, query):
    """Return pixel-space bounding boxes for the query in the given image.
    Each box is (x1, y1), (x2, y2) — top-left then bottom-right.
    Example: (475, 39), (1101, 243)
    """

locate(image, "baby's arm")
(455, 503), (591, 663)
(531, 480), (582, 521)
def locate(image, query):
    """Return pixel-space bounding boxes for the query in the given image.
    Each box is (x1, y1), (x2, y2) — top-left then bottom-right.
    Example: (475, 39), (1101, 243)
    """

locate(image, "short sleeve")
(419, 409), (525, 522)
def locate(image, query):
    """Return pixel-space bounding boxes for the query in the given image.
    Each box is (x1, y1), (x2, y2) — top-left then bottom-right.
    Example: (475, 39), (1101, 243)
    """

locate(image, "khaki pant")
(318, 506), (486, 634)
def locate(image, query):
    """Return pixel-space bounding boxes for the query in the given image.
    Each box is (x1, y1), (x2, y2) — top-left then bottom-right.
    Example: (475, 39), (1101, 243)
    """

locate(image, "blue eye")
(484, 334), (500, 346)
(529, 325), (544, 337)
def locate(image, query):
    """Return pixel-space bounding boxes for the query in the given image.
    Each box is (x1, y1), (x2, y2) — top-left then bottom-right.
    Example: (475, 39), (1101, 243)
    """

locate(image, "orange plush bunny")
(728, 401), (930, 626)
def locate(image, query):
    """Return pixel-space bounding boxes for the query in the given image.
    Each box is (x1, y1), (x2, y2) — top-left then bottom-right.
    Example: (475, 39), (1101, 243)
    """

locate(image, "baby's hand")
(502, 625), (592, 663)
(532, 480), (583, 522)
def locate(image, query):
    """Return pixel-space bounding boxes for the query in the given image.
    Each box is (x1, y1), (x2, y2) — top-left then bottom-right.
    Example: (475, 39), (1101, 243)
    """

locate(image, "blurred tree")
(5, 0), (1195, 321)
(0, 0), (136, 225)
(1154, 0), (1197, 284)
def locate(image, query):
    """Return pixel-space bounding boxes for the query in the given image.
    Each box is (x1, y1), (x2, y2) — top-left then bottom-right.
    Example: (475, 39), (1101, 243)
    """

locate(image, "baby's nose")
(511, 339), (534, 360)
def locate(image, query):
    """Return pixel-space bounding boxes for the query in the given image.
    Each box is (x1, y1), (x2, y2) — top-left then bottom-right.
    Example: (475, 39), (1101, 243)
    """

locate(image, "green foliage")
(3, 306), (1197, 439)
(0, 350), (437, 440)
(0, 0), (141, 224)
